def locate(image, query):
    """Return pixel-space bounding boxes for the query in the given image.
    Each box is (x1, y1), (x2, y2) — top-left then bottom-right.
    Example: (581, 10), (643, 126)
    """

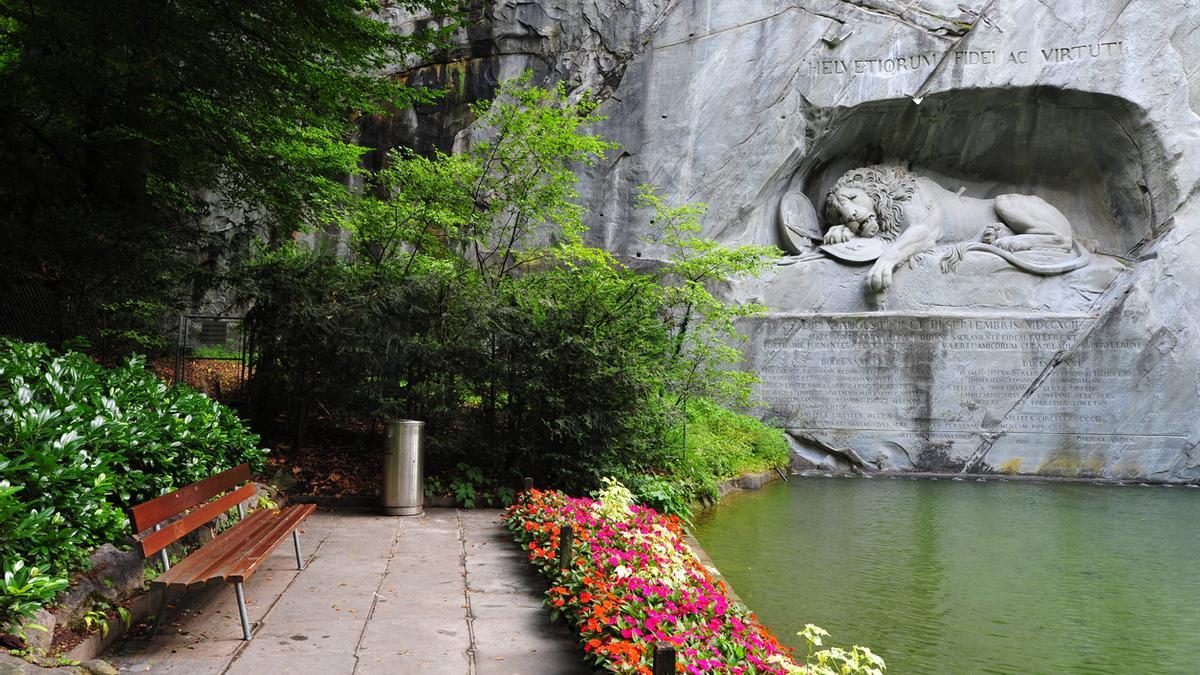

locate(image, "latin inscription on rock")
(746, 314), (1162, 470)
(806, 41), (1124, 77)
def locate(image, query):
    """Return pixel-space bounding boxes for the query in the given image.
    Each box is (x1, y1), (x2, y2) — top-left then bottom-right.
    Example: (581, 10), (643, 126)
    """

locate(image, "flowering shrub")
(502, 484), (802, 673)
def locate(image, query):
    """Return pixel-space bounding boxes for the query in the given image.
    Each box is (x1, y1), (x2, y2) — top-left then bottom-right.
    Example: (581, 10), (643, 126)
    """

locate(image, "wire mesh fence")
(172, 314), (250, 398)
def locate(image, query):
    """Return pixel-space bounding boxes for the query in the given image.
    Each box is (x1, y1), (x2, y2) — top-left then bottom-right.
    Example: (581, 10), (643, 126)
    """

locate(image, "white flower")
(591, 477), (636, 523)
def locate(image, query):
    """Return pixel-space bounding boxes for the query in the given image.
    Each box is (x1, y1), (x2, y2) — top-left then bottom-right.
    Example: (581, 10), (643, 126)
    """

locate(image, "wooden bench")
(129, 464), (316, 640)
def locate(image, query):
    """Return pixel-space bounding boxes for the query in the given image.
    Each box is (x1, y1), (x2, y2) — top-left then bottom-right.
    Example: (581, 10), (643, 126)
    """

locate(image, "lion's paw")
(867, 260), (894, 292)
(992, 237), (1022, 252)
(823, 225), (852, 245)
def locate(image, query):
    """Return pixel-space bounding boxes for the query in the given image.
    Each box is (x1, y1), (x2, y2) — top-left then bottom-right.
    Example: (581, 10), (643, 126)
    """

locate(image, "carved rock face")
(383, 0), (1200, 482)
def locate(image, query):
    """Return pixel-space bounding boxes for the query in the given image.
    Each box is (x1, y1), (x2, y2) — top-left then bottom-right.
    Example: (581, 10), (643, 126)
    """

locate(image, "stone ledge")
(716, 468), (786, 498)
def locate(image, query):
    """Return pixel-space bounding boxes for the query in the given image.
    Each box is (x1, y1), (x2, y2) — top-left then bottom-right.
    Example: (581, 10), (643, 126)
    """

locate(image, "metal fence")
(172, 314), (250, 397)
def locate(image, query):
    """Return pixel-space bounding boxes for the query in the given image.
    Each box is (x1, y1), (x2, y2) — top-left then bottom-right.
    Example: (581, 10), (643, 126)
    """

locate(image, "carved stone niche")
(736, 87), (1191, 479)
(750, 86), (1172, 314)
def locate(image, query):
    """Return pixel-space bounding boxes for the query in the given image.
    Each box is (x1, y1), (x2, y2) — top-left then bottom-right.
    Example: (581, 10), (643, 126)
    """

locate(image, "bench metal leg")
(147, 586), (170, 639)
(234, 582), (252, 640)
(292, 530), (304, 570)
(154, 523), (171, 572)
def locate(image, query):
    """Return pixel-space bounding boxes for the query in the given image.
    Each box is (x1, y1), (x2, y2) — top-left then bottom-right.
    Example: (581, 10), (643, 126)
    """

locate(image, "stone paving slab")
(108, 508), (591, 674)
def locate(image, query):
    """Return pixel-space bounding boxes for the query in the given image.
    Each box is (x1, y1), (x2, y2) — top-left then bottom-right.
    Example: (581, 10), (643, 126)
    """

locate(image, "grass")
(624, 398), (791, 517)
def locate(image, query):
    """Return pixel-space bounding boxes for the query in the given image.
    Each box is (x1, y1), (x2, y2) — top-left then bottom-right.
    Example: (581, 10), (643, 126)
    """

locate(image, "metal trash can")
(382, 420), (424, 516)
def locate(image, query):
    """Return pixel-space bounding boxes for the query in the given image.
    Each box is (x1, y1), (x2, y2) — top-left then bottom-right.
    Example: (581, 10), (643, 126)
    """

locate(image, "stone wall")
(380, 0), (1200, 481)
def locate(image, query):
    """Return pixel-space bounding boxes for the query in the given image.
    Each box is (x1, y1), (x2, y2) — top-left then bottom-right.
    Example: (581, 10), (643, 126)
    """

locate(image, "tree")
(344, 72), (616, 283)
(0, 0), (461, 347)
(636, 185), (781, 458)
(245, 74), (619, 456)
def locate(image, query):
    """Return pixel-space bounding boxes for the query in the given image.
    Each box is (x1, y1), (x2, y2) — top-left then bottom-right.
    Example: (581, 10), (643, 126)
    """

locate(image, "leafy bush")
(0, 560), (68, 630)
(613, 399), (790, 517)
(424, 468), (516, 509)
(677, 398), (790, 498)
(482, 263), (675, 489)
(0, 338), (267, 627)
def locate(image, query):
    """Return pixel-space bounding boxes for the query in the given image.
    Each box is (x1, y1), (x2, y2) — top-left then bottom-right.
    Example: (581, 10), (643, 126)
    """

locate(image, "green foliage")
(244, 245), (489, 432)
(425, 465), (516, 508)
(246, 74), (781, 507)
(639, 185), (779, 410)
(0, 0), (461, 347)
(0, 561), (67, 630)
(0, 16), (17, 73)
(677, 397), (790, 493)
(246, 76), (631, 477)
(796, 624), (887, 675)
(342, 72), (617, 281)
(0, 338), (267, 628)
(190, 344), (242, 360)
(618, 473), (693, 520)
(80, 609), (108, 638)
(450, 463), (485, 508)
(485, 261), (674, 488)
(116, 606), (132, 637)
(616, 399), (790, 517)
(590, 477), (636, 523)
(94, 301), (173, 358)
(77, 598), (132, 639)
(246, 75), (614, 428)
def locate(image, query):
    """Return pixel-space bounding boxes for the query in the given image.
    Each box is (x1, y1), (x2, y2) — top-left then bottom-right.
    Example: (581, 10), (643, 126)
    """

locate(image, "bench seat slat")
(183, 511), (289, 590)
(138, 483), (257, 558)
(153, 508), (277, 589)
(227, 504), (317, 583)
(130, 464), (251, 534)
(174, 506), (310, 590)
(151, 504), (316, 589)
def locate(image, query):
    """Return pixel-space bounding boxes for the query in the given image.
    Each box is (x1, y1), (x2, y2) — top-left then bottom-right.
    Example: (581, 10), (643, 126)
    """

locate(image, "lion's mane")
(823, 166), (917, 242)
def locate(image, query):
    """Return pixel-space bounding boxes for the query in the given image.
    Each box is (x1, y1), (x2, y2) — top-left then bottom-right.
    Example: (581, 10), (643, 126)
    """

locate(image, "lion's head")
(823, 166), (917, 242)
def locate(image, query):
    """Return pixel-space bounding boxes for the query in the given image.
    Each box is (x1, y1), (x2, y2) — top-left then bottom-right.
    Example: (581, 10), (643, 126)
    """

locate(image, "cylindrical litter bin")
(382, 419), (424, 516)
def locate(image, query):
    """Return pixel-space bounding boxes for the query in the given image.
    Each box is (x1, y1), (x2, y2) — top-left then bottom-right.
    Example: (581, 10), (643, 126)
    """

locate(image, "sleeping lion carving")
(816, 166), (1090, 292)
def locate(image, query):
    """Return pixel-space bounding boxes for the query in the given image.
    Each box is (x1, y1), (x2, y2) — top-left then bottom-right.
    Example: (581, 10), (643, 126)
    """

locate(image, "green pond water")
(691, 477), (1200, 674)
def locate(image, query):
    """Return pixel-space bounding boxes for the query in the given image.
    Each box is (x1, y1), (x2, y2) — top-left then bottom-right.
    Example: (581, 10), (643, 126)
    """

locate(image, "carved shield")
(820, 237), (886, 263)
(779, 192), (821, 254)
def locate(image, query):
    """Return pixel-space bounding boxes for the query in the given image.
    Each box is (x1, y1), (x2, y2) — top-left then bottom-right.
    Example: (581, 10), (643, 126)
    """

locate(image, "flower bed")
(502, 480), (801, 674)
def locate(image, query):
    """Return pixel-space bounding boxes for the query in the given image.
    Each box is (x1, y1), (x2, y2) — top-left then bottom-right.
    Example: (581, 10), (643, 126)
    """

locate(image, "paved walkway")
(109, 509), (590, 674)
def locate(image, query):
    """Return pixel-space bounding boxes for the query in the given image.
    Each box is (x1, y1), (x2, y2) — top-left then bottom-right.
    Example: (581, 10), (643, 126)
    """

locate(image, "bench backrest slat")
(137, 483), (257, 558)
(129, 464), (251, 533)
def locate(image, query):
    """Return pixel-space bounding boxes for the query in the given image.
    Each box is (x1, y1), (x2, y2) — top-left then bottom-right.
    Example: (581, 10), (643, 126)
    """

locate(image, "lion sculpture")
(817, 166), (1090, 292)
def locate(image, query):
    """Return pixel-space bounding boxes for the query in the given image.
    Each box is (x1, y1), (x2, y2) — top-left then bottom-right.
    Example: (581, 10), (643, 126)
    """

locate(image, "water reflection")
(691, 478), (1200, 674)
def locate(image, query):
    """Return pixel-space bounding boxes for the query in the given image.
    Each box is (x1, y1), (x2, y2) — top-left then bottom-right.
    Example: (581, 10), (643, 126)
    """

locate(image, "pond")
(691, 477), (1200, 674)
